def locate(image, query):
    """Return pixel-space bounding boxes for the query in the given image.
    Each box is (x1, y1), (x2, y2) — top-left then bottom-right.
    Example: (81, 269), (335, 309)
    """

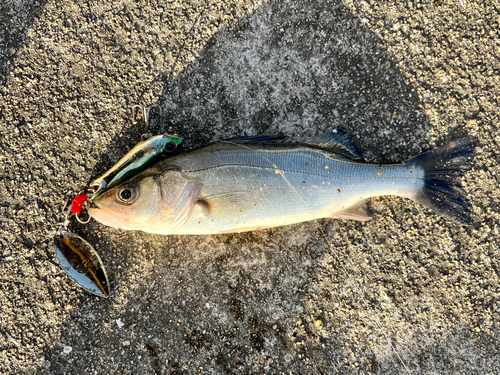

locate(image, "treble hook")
(132, 104), (163, 137)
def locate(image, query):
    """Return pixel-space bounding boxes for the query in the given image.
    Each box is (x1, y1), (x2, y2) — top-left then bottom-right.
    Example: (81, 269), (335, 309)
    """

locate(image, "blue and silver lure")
(53, 131), (182, 297)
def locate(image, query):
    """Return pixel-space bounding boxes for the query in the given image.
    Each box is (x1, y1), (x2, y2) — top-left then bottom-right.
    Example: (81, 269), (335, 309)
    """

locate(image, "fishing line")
(222, 140), (414, 374)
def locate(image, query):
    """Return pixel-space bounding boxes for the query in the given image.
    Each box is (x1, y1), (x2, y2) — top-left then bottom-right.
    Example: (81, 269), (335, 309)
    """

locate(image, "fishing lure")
(53, 106), (182, 297)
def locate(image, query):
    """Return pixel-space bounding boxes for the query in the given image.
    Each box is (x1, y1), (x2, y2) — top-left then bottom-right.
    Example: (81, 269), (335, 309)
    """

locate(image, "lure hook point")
(131, 104), (163, 135)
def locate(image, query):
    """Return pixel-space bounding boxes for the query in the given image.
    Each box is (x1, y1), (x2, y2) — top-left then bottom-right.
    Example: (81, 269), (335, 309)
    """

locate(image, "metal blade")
(54, 229), (110, 297)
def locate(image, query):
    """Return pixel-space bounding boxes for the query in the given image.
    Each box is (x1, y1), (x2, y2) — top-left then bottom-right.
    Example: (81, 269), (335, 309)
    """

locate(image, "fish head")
(88, 175), (163, 231)
(89, 168), (200, 233)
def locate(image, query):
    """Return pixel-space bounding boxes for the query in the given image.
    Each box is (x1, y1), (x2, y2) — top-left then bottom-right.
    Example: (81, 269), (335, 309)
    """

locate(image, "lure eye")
(165, 141), (177, 152)
(116, 185), (138, 204)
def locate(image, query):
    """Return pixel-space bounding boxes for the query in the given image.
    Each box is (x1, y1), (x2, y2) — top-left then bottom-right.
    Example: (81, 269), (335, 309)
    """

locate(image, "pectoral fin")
(197, 192), (252, 217)
(330, 199), (372, 221)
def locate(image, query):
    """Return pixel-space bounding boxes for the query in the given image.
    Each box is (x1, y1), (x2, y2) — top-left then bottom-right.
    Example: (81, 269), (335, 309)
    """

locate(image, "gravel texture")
(1, 0), (499, 374)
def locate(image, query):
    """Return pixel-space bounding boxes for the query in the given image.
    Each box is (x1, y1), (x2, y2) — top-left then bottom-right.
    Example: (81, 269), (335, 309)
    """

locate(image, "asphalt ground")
(1, 0), (499, 374)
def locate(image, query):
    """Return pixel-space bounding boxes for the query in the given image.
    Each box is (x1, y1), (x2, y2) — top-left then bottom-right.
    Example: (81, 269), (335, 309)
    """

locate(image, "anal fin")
(330, 199), (372, 222)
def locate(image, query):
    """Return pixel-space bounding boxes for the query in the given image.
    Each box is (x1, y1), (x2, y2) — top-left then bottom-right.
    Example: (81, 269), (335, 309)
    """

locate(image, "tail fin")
(407, 138), (475, 224)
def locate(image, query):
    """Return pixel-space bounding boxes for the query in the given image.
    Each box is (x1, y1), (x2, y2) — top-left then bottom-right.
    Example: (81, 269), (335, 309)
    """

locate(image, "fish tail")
(407, 138), (476, 224)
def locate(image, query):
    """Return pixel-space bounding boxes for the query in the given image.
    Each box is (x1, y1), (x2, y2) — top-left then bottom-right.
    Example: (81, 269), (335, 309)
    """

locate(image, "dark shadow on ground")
(41, 0), (476, 374)
(157, 1), (432, 162)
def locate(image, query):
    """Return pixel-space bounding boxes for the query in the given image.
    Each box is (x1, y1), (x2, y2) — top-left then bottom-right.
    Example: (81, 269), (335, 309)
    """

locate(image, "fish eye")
(165, 141), (177, 152)
(116, 185), (138, 205)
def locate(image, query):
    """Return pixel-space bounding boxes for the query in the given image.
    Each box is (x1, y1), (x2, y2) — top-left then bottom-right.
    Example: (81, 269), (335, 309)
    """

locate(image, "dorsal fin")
(221, 130), (362, 160)
(304, 129), (362, 160)
(196, 192), (252, 217)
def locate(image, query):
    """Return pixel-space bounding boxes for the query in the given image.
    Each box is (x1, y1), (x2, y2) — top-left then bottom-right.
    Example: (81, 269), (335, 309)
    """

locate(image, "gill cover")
(89, 167), (201, 234)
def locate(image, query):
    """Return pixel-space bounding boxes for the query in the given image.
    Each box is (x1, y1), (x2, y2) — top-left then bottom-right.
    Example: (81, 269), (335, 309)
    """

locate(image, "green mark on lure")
(91, 134), (182, 199)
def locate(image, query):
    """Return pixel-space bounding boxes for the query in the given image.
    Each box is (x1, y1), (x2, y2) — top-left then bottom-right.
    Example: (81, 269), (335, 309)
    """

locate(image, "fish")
(88, 130), (475, 235)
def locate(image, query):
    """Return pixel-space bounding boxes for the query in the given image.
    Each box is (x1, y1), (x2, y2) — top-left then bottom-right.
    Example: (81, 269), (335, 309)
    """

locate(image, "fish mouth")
(88, 206), (133, 230)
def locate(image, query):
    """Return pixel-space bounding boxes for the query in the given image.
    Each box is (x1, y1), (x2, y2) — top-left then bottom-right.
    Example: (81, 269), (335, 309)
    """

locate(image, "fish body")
(89, 132), (475, 234)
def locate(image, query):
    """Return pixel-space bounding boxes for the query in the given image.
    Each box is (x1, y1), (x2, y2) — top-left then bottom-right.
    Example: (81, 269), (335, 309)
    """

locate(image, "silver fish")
(88, 131), (475, 234)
